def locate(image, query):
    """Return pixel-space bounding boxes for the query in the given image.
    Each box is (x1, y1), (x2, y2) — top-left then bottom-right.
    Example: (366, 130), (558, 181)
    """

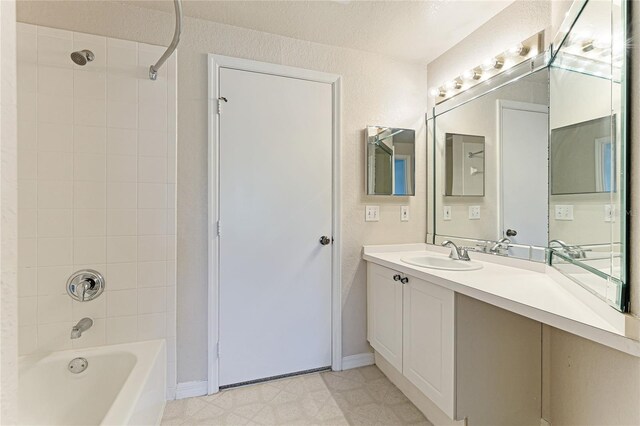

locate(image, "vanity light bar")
(430, 31), (544, 104)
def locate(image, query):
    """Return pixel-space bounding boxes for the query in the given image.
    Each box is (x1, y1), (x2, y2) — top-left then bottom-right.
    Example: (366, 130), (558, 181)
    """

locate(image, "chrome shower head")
(70, 49), (95, 66)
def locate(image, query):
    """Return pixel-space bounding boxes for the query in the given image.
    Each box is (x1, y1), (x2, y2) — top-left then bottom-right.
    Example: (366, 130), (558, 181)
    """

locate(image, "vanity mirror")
(366, 126), (416, 196)
(427, 0), (629, 311)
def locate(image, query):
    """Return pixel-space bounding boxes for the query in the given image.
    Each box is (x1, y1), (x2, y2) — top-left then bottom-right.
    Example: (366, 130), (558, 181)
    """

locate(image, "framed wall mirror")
(366, 126), (416, 196)
(427, 0), (629, 311)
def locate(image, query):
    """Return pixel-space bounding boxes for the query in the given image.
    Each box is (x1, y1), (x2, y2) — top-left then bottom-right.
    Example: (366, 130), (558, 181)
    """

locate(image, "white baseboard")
(341, 352), (375, 370)
(175, 380), (208, 399)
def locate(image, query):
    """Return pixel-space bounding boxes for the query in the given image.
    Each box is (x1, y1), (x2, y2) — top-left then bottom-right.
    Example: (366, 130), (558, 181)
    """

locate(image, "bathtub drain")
(68, 357), (88, 374)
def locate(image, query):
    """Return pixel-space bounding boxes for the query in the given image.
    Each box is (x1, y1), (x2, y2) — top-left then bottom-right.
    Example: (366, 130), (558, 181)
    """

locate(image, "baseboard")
(341, 352), (375, 370)
(175, 380), (208, 399)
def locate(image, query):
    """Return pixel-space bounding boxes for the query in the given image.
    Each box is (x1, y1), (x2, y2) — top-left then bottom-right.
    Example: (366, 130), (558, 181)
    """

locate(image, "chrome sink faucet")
(442, 240), (471, 261)
(70, 317), (93, 339)
(490, 237), (511, 254)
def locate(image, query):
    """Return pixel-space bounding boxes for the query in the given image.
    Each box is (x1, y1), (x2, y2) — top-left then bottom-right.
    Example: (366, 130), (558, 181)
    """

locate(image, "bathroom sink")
(401, 255), (483, 271)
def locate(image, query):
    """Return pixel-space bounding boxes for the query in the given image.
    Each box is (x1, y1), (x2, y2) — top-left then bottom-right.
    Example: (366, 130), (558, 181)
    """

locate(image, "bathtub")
(18, 340), (166, 425)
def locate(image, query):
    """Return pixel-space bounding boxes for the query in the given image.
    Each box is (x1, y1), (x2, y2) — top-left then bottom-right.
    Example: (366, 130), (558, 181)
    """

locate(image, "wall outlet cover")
(400, 206), (409, 222)
(604, 204), (615, 222)
(365, 205), (380, 222)
(468, 206), (480, 220)
(554, 205), (574, 221)
(443, 206), (452, 221)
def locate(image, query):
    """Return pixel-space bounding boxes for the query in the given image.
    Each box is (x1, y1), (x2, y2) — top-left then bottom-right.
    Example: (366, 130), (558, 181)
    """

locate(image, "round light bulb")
(429, 87), (441, 97)
(462, 69), (481, 81)
(481, 58), (497, 70)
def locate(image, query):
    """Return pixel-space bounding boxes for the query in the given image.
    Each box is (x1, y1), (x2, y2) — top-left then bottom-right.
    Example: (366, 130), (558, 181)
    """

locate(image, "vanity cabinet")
(366, 263), (455, 418)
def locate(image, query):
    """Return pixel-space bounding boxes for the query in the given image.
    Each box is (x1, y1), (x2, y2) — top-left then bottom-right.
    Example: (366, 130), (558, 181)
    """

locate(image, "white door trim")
(207, 54), (342, 394)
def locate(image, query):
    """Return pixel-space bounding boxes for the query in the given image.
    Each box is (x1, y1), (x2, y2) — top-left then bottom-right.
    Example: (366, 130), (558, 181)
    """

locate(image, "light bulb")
(445, 80), (462, 91)
(481, 57), (503, 70)
(462, 69), (482, 81)
(508, 43), (530, 57)
(430, 87), (445, 98)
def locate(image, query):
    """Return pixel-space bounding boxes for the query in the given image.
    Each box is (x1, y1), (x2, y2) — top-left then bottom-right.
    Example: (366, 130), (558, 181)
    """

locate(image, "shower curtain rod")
(149, 0), (182, 80)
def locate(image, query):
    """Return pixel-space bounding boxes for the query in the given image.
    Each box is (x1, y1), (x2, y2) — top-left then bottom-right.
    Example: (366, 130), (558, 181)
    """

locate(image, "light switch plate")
(555, 205), (574, 221)
(443, 206), (452, 221)
(469, 206), (480, 220)
(604, 204), (615, 222)
(365, 205), (380, 222)
(400, 206), (409, 222)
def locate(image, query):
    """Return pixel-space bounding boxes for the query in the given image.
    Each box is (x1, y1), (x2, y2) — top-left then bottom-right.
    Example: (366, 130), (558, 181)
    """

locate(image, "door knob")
(319, 236), (331, 245)
(506, 229), (517, 237)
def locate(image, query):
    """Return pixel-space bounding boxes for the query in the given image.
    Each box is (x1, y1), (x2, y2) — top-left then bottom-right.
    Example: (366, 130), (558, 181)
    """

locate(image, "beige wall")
(0, 0), (18, 422)
(428, 1), (640, 424)
(16, 0), (429, 383)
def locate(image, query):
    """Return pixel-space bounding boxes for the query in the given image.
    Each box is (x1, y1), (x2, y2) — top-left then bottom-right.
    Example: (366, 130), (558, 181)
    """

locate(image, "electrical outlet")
(555, 205), (574, 221)
(443, 206), (452, 221)
(400, 206), (409, 222)
(469, 206), (480, 220)
(365, 205), (379, 222)
(604, 204), (615, 222)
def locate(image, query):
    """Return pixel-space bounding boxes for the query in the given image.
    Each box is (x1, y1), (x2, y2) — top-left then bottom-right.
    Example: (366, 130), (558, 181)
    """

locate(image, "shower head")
(70, 49), (95, 66)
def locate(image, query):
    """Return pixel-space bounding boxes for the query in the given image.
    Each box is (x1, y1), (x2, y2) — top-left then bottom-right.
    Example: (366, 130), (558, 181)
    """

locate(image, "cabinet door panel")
(367, 263), (403, 371)
(403, 277), (455, 418)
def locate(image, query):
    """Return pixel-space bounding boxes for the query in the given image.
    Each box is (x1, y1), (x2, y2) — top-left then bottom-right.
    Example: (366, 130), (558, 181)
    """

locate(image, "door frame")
(207, 54), (342, 394)
(496, 99), (549, 241)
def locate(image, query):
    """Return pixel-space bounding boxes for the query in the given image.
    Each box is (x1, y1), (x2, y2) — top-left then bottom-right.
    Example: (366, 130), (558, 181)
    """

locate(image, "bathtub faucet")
(71, 317), (93, 339)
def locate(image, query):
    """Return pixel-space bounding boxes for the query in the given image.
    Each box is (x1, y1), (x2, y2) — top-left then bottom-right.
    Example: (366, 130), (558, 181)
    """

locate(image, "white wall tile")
(138, 235), (166, 262)
(138, 209), (166, 236)
(74, 181), (106, 209)
(106, 209), (137, 236)
(137, 261), (166, 288)
(17, 92), (37, 123)
(37, 209), (72, 238)
(138, 129), (167, 157)
(107, 73), (137, 102)
(37, 237), (72, 267)
(73, 237), (106, 265)
(138, 312), (165, 340)
(138, 78), (167, 103)
(18, 209), (37, 239)
(37, 151), (72, 181)
(74, 98), (106, 127)
(107, 182), (136, 209)
(107, 100), (137, 129)
(18, 267), (38, 297)
(138, 100), (167, 131)
(18, 180), (37, 209)
(18, 121), (37, 152)
(17, 150), (37, 180)
(74, 209), (106, 237)
(37, 265), (72, 296)
(18, 326), (37, 355)
(37, 122), (73, 152)
(166, 261), (176, 287)
(106, 262), (137, 290)
(106, 315), (137, 344)
(74, 125), (106, 154)
(38, 181), (73, 208)
(107, 38), (137, 74)
(138, 287), (165, 315)
(107, 289), (137, 317)
(107, 127), (137, 156)
(37, 294), (72, 323)
(107, 155), (137, 182)
(18, 297), (37, 326)
(38, 66), (73, 97)
(18, 238), (37, 268)
(38, 95), (73, 124)
(138, 183), (166, 209)
(72, 298), (106, 321)
(74, 70), (106, 100)
(37, 33), (73, 68)
(75, 153), (106, 181)
(138, 156), (166, 183)
(106, 236), (137, 263)
(37, 322), (73, 352)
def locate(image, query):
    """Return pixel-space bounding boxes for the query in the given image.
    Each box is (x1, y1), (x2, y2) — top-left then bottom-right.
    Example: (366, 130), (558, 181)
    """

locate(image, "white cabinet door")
(367, 263), (403, 371)
(403, 276), (455, 418)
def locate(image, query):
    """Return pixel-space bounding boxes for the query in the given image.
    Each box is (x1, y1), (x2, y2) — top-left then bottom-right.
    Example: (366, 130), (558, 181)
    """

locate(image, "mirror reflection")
(444, 133), (485, 197)
(366, 126), (415, 196)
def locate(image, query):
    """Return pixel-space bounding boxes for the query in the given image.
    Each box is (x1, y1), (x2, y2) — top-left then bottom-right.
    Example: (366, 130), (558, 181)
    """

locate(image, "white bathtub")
(18, 340), (166, 426)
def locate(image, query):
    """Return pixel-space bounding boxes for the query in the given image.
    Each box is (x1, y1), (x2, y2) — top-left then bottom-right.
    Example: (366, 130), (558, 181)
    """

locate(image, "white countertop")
(363, 243), (640, 357)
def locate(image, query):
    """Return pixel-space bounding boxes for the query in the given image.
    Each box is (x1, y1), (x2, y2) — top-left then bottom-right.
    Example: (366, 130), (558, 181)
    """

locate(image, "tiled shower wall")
(16, 23), (177, 395)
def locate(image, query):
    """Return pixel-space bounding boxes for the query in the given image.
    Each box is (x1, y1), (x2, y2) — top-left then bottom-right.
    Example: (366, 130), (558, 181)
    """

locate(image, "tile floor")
(162, 365), (433, 425)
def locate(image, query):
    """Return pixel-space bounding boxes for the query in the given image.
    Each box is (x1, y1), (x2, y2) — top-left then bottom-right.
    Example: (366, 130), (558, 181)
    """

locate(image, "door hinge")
(216, 220), (221, 237)
(217, 97), (227, 114)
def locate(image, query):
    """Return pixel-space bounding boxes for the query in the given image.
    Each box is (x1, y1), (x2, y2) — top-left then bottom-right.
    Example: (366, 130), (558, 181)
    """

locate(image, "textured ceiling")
(123, 0), (515, 64)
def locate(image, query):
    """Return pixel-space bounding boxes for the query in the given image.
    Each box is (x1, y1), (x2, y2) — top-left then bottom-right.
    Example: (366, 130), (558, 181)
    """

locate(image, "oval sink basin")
(401, 255), (483, 271)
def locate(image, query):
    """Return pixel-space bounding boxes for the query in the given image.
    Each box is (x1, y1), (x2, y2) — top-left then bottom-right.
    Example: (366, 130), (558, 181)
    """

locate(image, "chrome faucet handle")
(458, 247), (471, 261)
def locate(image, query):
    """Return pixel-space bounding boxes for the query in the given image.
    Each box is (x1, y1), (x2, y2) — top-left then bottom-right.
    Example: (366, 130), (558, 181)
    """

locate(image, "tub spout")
(71, 317), (93, 339)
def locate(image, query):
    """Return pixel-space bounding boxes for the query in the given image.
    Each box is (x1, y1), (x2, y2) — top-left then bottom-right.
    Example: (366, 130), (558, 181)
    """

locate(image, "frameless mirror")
(444, 133), (485, 196)
(366, 126), (415, 196)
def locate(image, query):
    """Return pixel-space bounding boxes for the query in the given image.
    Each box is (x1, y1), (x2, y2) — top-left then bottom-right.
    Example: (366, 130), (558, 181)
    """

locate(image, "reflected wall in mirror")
(366, 126), (415, 196)
(548, 0), (627, 309)
(433, 69), (549, 244)
(444, 133), (485, 196)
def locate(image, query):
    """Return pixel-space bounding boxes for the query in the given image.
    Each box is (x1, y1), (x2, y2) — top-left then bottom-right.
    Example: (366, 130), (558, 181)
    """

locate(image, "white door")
(367, 263), (403, 371)
(501, 103), (549, 248)
(218, 68), (333, 386)
(402, 276), (455, 419)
